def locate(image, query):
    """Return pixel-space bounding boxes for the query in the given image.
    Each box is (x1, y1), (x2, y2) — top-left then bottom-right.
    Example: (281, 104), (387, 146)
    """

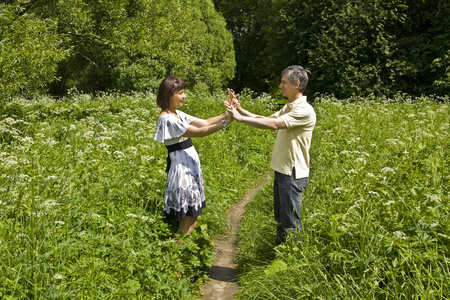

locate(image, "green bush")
(0, 4), (68, 100)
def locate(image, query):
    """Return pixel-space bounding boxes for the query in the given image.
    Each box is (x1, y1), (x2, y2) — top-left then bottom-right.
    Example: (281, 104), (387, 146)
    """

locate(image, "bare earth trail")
(200, 172), (272, 300)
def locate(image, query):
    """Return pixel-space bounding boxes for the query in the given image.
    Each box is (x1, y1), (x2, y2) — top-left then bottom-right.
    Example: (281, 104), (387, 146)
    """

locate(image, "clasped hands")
(223, 90), (243, 122)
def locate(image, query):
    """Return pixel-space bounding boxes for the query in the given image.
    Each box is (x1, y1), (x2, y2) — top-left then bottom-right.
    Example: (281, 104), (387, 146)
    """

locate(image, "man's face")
(279, 73), (299, 99)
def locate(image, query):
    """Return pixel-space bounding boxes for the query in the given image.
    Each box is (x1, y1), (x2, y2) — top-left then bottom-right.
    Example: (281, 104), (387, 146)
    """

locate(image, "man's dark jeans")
(273, 169), (308, 244)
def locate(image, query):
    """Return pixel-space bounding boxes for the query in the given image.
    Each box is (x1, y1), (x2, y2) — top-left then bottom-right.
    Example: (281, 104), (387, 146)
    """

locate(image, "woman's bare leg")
(176, 216), (197, 234)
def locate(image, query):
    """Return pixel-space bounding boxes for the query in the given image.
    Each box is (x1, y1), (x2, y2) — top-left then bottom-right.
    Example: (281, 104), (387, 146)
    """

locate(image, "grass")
(0, 90), (276, 299)
(236, 95), (450, 299)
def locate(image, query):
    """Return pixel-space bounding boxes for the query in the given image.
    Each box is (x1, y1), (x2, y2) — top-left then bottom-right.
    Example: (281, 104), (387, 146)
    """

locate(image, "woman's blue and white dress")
(154, 110), (206, 221)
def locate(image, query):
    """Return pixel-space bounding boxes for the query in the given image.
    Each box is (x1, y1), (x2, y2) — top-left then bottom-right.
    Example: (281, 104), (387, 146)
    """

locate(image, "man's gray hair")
(281, 65), (309, 92)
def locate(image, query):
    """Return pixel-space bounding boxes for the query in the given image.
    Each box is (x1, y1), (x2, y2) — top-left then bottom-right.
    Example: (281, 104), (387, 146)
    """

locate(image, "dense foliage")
(237, 96), (450, 299)
(0, 91), (275, 299)
(2, 0), (448, 101)
(0, 0), (235, 99)
(215, 0), (450, 98)
(0, 4), (68, 99)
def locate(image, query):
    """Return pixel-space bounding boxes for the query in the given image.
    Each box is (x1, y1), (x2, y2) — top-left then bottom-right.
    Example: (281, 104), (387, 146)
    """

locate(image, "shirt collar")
(288, 96), (307, 106)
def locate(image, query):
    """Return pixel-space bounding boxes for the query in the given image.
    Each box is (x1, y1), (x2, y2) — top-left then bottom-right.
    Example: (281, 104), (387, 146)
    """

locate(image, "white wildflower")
(83, 131), (95, 139)
(368, 191), (380, 197)
(356, 157), (366, 164)
(18, 174), (31, 181)
(386, 139), (400, 144)
(96, 136), (112, 141)
(21, 136), (34, 144)
(45, 138), (58, 147)
(97, 143), (109, 150)
(429, 194), (441, 203)
(337, 115), (351, 121)
(106, 222), (114, 228)
(380, 167), (395, 174)
(114, 151), (126, 159)
(394, 231), (406, 240)
(41, 200), (58, 209)
(53, 273), (64, 280)
(126, 214), (138, 218)
(333, 187), (343, 194)
(55, 221), (65, 226)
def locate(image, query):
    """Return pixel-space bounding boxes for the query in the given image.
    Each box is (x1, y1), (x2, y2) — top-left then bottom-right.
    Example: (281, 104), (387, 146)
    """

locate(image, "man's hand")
(228, 90), (241, 110)
(227, 107), (243, 122)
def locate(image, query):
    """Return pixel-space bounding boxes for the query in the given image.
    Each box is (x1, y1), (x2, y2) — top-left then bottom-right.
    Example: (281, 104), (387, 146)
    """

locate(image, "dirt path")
(200, 172), (272, 300)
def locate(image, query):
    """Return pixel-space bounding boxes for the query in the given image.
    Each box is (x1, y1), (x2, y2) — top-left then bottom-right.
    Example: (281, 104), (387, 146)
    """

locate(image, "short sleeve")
(154, 114), (190, 143)
(270, 110), (281, 118)
(177, 110), (196, 124)
(280, 104), (313, 128)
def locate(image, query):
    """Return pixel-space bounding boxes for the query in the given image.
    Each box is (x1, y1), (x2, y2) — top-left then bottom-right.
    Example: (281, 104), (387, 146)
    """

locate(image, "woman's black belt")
(165, 138), (193, 172)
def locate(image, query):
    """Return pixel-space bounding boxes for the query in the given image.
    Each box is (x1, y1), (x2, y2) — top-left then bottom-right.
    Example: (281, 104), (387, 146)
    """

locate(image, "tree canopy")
(1, 0), (235, 99)
(1, 0), (449, 100)
(215, 0), (450, 98)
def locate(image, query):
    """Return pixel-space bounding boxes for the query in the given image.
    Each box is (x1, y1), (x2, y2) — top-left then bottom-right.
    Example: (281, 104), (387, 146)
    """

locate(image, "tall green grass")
(0, 90), (276, 299)
(237, 96), (449, 299)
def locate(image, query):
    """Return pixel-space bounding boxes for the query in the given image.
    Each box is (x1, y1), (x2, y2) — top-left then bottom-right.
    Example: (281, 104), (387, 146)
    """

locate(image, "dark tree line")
(215, 0), (450, 98)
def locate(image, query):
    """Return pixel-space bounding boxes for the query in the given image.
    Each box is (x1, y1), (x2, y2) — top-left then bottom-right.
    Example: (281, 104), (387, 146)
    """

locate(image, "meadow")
(0, 90), (275, 299)
(1, 91), (448, 299)
(237, 95), (449, 299)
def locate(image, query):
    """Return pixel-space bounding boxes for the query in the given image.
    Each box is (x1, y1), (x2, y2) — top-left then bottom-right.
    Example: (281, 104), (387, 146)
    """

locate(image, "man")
(228, 65), (316, 244)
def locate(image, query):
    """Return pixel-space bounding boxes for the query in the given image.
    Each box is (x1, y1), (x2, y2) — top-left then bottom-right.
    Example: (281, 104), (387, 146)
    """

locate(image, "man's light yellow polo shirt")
(270, 96), (316, 179)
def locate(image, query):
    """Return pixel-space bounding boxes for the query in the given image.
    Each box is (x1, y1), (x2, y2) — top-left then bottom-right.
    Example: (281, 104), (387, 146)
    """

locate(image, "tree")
(0, 3), (68, 100)
(216, 0), (450, 98)
(2, 0), (235, 98)
(214, 0), (274, 93)
(261, 0), (410, 98)
(393, 0), (450, 96)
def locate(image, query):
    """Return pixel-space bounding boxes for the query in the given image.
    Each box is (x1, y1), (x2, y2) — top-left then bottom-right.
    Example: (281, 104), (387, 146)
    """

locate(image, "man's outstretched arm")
(228, 108), (286, 130)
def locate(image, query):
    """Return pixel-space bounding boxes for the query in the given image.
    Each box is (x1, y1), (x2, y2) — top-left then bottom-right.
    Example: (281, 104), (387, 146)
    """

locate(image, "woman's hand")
(227, 90), (240, 109)
(227, 106), (243, 122)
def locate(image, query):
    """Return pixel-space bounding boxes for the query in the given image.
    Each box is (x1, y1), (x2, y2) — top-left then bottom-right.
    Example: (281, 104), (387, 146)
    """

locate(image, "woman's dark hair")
(156, 76), (186, 110)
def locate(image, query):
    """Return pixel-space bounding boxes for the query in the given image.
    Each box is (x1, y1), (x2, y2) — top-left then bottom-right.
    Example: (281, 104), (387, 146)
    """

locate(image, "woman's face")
(169, 89), (186, 109)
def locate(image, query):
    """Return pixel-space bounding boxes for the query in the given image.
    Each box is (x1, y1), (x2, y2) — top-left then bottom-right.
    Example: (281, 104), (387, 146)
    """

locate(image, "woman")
(154, 76), (233, 235)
